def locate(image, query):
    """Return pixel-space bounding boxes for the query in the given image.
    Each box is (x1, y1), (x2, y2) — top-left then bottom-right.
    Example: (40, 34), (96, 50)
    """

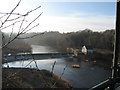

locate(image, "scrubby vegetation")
(2, 29), (115, 55)
(2, 32), (32, 55)
(22, 29), (115, 52)
(2, 29), (116, 88)
(3, 68), (72, 89)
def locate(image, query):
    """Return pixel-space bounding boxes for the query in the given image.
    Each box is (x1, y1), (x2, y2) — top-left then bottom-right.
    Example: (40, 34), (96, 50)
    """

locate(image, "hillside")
(3, 68), (72, 89)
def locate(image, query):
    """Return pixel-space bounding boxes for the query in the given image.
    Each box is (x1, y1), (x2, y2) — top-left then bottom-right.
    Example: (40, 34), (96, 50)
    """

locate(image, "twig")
(24, 6), (41, 16)
(51, 64), (68, 88)
(0, 0), (21, 28)
(1, 3), (42, 48)
(51, 61), (56, 73)
(1, 0), (44, 87)
(31, 54), (39, 69)
(60, 65), (68, 79)
(8, 24), (15, 42)
(20, 12), (43, 33)
(18, 16), (26, 34)
(17, 32), (44, 39)
(0, 18), (3, 24)
(0, 14), (8, 19)
(6, 5), (41, 22)
(0, 12), (23, 16)
(7, 15), (23, 22)
(20, 23), (39, 34)
(2, 12), (43, 48)
(0, 20), (27, 31)
(2, 34), (19, 48)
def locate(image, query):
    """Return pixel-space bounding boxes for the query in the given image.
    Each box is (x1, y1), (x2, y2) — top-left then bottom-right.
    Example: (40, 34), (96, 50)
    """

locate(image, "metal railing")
(90, 0), (120, 89)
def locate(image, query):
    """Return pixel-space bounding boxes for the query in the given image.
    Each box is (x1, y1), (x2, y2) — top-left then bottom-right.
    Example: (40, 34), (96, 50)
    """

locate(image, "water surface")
(4, 45), (111, 88)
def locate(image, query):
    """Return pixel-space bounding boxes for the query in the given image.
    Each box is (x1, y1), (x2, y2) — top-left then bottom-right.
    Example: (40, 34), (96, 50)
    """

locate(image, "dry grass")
(2, 68), (72, 89)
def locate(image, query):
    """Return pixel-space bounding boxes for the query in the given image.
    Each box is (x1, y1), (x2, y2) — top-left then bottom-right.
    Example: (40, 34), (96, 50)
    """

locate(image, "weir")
(3, 53), (74, 63)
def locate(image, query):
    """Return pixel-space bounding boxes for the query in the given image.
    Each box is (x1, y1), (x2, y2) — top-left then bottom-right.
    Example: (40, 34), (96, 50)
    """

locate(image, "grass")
(2, 67), (72, 89)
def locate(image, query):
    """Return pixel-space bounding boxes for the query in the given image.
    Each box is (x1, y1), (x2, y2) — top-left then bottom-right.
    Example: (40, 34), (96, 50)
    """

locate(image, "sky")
(0, 0), (116, 33)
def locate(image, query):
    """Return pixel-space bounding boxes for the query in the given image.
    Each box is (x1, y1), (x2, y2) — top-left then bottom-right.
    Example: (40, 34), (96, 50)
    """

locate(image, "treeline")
(2, 32), (32, 55)
(67, 29), (115, 50)
(23, 29), (115, 52)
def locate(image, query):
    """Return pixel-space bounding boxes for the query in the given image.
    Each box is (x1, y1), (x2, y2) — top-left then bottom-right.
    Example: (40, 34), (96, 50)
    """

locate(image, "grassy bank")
(77, 49), (113, 69)
(2, 68), (72, 89)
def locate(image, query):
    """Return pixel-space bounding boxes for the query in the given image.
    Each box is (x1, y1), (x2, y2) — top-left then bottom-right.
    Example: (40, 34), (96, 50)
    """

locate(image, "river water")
(4, 45), (111, 88)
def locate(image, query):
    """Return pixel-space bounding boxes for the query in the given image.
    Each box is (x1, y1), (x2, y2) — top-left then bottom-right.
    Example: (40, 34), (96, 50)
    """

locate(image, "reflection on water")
(4, 58), (111, 88)
(31, 45), (57, 54)
(3, 45), (111, 88)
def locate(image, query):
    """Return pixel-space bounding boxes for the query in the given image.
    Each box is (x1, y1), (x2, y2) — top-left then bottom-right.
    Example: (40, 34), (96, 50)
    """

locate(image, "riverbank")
(76, 49), (113, 69)
(2, 68), (72, 89)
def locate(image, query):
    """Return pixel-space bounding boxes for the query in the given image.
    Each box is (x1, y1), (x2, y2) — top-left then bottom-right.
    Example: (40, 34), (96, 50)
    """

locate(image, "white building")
(81, 45), (87, 55)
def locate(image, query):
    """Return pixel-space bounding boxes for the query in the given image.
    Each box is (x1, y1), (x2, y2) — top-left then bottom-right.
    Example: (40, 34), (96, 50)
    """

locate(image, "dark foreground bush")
(2, 68), (72, 89)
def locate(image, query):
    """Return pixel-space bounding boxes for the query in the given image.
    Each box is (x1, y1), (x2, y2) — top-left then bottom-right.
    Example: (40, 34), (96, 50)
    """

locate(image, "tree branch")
(0, 0), (21, 28)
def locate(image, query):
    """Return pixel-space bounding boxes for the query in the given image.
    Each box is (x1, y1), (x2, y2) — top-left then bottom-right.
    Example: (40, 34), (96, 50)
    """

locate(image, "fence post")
(111, 0), (120, 89)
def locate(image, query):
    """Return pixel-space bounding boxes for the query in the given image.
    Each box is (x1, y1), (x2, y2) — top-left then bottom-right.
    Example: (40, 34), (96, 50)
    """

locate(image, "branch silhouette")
(1, 3), (42, 48)
(1, 0), (43, 84)
(0, 0), (21, 28)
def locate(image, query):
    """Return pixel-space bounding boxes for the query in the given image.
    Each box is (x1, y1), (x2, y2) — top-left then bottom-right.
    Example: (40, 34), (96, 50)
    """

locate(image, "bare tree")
(1, 0), (70, 89)
(1, 0), (43, 88)
(0, 0), (44, 69)
(0, 0), (43, 48)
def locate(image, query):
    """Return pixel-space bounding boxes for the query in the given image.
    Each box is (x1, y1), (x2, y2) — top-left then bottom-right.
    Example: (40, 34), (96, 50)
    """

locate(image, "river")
(3, 45), (111, 88)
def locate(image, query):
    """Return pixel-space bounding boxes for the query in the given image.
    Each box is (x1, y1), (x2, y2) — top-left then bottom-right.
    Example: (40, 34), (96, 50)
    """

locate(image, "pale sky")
(0, 0), (116, 33)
